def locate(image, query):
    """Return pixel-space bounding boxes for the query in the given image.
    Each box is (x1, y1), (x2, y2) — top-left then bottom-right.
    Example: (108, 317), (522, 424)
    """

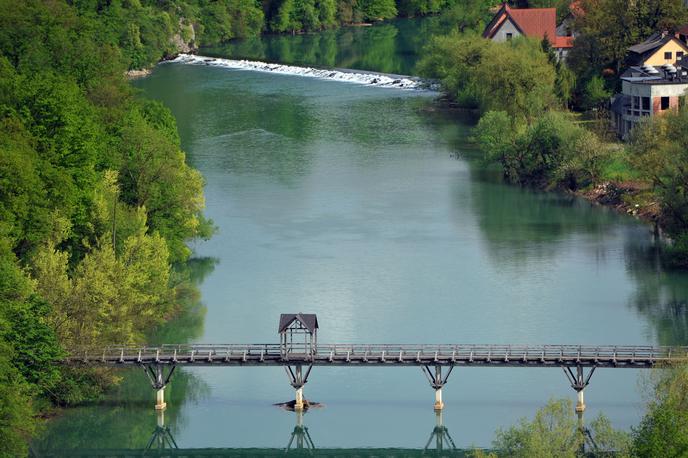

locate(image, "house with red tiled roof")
(482, 3), (574, 59)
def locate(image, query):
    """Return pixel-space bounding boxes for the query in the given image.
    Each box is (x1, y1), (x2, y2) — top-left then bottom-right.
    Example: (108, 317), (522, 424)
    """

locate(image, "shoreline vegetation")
(419, 0), (688, 269)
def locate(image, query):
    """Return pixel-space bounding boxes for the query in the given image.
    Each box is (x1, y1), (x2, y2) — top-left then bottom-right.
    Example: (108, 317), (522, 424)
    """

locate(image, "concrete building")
(610, 63), (688, 140)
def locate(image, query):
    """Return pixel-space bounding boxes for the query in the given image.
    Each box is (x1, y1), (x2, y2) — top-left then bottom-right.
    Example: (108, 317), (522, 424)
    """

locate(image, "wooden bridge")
(61, 310), (688, 413)
(66, 343), (685, 368)
(64, 342), (688, 413)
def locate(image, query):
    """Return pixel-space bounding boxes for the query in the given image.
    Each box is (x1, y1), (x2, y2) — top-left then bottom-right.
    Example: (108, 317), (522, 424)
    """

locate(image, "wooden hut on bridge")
(279, 313), (318, 356)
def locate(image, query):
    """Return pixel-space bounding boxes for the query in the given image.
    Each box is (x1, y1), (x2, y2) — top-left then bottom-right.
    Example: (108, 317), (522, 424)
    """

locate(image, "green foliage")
(541, 37), (576, 108)
(632, 365), (688, 456)
(486, 399), (630, 457)
(0, 0), (217, 448)
(582, 75), (611, 112)
(475, 110), (612, 189)
(31, 207), (173, 349)
(116, 102), (213, 262)
(439, 0), (493, 33)
(397, 0), (453, 17)
(357, 0), (398, 20)
(568, 0), (688, 80)
(630, 109), (688, 266)
(0, 340), (35, 458)
(0, 243), (65, 451)
(195, 0), (264, 46)
(419, 35), (557, 121)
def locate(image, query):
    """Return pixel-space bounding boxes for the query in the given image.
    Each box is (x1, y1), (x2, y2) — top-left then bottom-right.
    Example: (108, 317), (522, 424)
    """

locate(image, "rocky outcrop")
(170, 18), (196, 56)
(125, 68), (152, 79)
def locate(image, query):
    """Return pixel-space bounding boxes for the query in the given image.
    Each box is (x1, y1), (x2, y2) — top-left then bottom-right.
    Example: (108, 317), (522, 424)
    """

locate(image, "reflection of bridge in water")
(32, 409), (470, 457)
(33, 408), (608, 457)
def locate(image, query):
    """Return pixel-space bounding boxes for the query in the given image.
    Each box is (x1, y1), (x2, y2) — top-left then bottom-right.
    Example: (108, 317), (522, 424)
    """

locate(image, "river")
(34, 17), (688, 454)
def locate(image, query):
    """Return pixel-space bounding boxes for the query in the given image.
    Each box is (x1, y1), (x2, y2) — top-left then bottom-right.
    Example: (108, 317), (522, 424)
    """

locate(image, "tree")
(271, 0), (298, 32)
(632, 365), (688, 456)
(0, 340), (35, 458)
(582, 75), (611, 114)
(116, 102), (214, 262)
(630, 108), (688, 266)
(357, 0), (397, 20)
(419, 35), (557, 121)
(480, 399), (630, 457)
(439, 0), (493, 33)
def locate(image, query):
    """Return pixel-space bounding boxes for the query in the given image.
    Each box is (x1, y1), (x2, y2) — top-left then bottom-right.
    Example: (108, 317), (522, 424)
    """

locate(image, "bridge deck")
(65, 344), (688, 368)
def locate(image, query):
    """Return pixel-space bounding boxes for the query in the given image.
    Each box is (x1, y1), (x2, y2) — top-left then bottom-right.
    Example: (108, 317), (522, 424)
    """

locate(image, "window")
(665, 51), (673, 60)
(506, 33), (513, 40)
(661, 97), (670, 110)
(633, 96), (640, 109)
(642, 96), (650, 111)
(678, 51), (684, 59)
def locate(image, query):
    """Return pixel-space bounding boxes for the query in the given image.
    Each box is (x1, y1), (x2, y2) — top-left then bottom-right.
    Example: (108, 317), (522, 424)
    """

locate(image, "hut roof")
(278, 313), (319, 334)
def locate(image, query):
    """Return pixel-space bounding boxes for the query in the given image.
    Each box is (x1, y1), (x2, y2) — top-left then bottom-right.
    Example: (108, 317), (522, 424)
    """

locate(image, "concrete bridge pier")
(155, 387), (166, 411)
(285, 364), (312, 411)
(434, 386), (443, 411)
(295, 386), (304, 411)
(142, 364), (176, 411)
(562, 366), (595, 413)
(576, 389), (585, 413)
(423, 365), (454, 411)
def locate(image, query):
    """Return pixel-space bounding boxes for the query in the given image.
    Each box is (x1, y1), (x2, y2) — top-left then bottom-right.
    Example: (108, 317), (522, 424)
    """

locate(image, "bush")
(419, 34), (557, 121)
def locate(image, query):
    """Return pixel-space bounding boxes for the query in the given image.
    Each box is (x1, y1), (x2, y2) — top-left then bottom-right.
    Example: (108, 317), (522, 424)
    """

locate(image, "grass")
(599, 148), (643, 183)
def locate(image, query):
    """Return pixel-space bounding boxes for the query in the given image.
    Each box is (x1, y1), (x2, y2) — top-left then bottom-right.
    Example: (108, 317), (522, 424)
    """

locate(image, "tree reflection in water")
(624, 234), (688, 346)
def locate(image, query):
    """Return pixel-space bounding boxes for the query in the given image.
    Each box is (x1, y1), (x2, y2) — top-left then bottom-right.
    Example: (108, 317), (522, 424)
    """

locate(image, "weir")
(171, 54), (432, 90)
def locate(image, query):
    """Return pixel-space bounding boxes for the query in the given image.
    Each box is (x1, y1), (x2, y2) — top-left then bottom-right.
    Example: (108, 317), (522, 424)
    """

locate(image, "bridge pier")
(156, 388), (166, 411)
(423, 365), (454, 411)
(562, 366), (595, 413)
(285, 364), (312, 411)
(142, 364), (176, 411)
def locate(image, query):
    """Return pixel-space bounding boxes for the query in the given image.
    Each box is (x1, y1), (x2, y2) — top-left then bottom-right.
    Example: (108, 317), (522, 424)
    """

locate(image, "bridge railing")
(65, 343), (688, 365)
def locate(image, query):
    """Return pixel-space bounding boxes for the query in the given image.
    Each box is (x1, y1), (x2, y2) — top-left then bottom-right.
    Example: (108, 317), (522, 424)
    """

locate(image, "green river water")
(33, 18), (688, 455)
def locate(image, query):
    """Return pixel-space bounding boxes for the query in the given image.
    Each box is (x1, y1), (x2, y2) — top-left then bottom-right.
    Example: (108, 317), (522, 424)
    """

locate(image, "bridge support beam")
(423, 365), (454, 411)
(285, 364), (312, 411)
(562, 366), (595, 413)
(142, 364), (176, 411)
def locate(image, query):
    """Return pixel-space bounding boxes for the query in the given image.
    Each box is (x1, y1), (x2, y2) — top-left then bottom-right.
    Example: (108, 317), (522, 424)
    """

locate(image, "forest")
(49, 0), (467, 71)
(0, 0), (217, 455)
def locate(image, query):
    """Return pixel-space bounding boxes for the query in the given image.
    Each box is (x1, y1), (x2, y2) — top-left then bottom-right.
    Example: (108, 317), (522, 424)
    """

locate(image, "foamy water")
(170, 54), (433, 90)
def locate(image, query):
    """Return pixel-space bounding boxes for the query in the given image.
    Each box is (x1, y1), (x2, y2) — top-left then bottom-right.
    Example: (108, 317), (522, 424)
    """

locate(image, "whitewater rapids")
(171, 54), (434, 90)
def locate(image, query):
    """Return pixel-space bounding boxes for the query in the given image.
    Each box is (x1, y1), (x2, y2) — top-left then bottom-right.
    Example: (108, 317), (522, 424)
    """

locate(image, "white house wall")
(491, 19), (521, 42)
